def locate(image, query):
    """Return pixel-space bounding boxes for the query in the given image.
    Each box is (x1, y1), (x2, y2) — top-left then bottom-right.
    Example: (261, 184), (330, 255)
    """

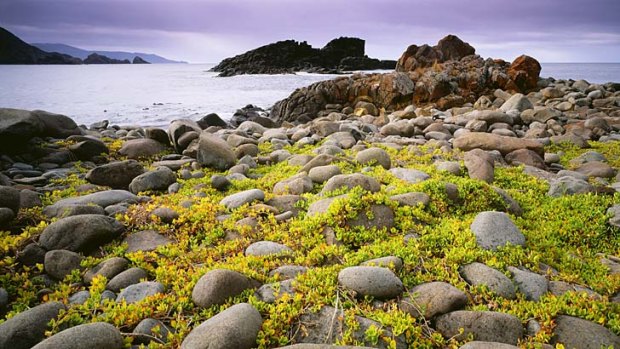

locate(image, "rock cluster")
(211, 37), (396, 77)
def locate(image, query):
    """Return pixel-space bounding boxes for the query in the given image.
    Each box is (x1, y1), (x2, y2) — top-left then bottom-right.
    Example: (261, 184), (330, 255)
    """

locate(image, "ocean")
(0, 63), (618, 128)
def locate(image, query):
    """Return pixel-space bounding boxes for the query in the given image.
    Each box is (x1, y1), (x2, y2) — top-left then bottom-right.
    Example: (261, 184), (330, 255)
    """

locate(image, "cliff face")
(211, 37), (396, 77)
(0, 27), (82, 65)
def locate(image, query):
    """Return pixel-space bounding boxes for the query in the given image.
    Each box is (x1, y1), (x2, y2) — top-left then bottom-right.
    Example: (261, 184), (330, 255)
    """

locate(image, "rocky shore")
(1, 36), (620, 349)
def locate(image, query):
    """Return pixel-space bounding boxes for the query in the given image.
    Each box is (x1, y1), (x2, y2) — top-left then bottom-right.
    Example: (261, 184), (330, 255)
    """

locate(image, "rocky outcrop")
(270, 35), (542, 125)
(132, 56), (150, 64)
(0, 27), (82, 64)
(211, 37), (396, 77)
(84, 53), (130, 64)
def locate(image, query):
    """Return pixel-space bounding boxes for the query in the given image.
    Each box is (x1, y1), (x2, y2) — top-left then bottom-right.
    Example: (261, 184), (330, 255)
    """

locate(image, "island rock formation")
(270, 35), (542, 125)
(84, 53), (131, 64)
(211, 37), (396, 77)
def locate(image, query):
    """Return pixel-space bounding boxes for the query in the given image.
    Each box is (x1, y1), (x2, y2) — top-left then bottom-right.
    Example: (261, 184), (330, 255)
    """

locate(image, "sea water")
(0, 63), (618, 128)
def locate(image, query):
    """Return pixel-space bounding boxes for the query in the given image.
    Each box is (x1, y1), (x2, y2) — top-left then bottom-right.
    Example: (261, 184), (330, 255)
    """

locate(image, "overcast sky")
(1, 0), (619, 63)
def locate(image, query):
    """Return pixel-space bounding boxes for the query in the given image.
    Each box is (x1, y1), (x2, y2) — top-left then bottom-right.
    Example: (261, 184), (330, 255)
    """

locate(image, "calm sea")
(0, 63), (618, 128)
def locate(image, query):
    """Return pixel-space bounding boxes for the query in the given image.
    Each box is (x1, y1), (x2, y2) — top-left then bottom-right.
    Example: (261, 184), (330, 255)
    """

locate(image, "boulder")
(43, 190), (139, 218)
(308, 165), (341, 183)
(338, 266), (403, 299)
(181, 303), (262, 349)
(0, 185), (21, 214)
(454, 132), (544, 156)
(38, 215), (125, 253)
(435, 311), (523, 345)
(116, 281), (165, 304)
(547, 176), (595, 197)
(551, 315), (620, 349)
(128, 167), (176, 194)
(220, 189), (265, 210)
(196, 132), (237, 170)
(508, 267), (548, 301)
(356, 147), (391, 169)
(389, 168), (430, 183)
(85, 160), (145, 189)
(106, 267), (148, 292)
(470, 211), (525, 250)
(0, 301), (66, 349)
(44, 249), (84, 280)
(507, 55), (541, 92)
(245, 241), (293, 257)
(464, 149), (494, 183)
(123, 230), (172, 253)
(83, 257), (128, 284)
(168, 119), (201, 152)
(273, 173), (314, 195)
(322, 173), (381, 194)
(192, 269), (257, 308)
(68, 138), (109, 161)
(459, 263), (516, 299)
(118, 138), (166, 159)
(30, 322), (123, 349)
(400, 282), (468, 319)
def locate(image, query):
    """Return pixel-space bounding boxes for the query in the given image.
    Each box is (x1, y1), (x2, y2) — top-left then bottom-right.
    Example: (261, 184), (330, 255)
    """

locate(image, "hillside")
(0, 27), (81, 64)
(33, 43), (186, 64)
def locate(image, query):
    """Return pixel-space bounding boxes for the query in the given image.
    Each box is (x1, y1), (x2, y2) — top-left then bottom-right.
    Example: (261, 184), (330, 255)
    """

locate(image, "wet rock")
(435, 311), (523, 345)
(85, 160), (145, 189)
(181, 303), (262, 349)
(44, 249), (84, 280)
(459, 263), (516, 299)
(116, 281), (165, 304)
(338, 266), (403, 299)
(400, 282), (468, 319)
(124, 230), (172, 253)
(38, 214), (125, 253)
(0, 301), (66, 349)
(470, 211), (525, 250)
(30, 322), (123, 349)
(129, 166), (177, 194)
(192, 269), (257, 308)
(551, 315), (620, 349)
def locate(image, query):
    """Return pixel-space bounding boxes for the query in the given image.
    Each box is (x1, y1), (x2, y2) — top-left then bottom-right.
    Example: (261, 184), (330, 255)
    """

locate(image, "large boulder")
(400, 282), (468, 319)
(507, 55), (541, 92)
(551, 315), (620, 349)
(128, 167), (176, 194)
(0, 301), (66, 349)
(118, 138), (166, 159)
(43, 190), (139, 218)
(168, 119), (201, 152)
(192, 269), (257, 308)
(0, 108), (81, 152)
(181, 303), (262, 349)
(470, 211), (525, 250)
(196, 132), (237, 170)
(38, 215), (125, 253)
(454, 132), (544, 156)
(85, 160), (145, 189)
(435, 311), (523, 345)
(338, 266), (403, 299)
(30, 322), (123, 349)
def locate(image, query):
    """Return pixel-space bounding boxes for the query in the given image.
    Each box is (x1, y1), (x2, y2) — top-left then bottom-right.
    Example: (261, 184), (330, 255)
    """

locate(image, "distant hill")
(33, 43), (186, 64)
(0, 27), (81, 64)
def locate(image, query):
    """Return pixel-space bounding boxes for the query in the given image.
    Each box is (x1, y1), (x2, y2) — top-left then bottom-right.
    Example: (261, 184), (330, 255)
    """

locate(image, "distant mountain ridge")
(33, 43), (186, 64)
(0, 27), (81, 64)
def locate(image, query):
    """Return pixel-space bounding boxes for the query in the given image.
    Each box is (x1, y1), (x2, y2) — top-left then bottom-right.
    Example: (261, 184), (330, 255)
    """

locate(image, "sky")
(1, 0), (619, 63)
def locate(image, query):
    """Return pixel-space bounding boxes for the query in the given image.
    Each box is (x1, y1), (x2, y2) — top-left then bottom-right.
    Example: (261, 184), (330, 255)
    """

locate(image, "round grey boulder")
(308, 165), (341, 183)
(400, 282), (468, 319)
(181, 303), (262, 349)
(129, 166), (177, 194)
(44, 249), (84, 280)
(85, 160), (145, 190)
(38, 215), (125, 253)
(106, 267), (148, 292)
(192, 269), (257, 308)
(0, 185), (21, 213)
(116, 281), (165, 304)
(31, 322), (123, 349)
(0, 301), (66, 349)
(245, 241), (293, 257)
(220, 189), (265, 210)
(338, 266), (403, 299)
(356, 147), (391, 169)
(459, 263), (516, 299)
(132, 318), (172, 345)
(470, 211), (525, 250)
(435, 311), (523, 345)
(118, 138), (166, 159)
(196, 131), (237, 170)
(123, 230), (172, 253)
(321, 173), (381, 194)
(84, 257), (128, 284)
(508, 267), (548, 301)
(551, 315), (620, 349)
(548, 176), (595, 197)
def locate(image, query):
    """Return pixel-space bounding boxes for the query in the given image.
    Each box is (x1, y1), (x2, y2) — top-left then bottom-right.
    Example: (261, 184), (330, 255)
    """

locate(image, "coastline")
(0, 67), (619, 348)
